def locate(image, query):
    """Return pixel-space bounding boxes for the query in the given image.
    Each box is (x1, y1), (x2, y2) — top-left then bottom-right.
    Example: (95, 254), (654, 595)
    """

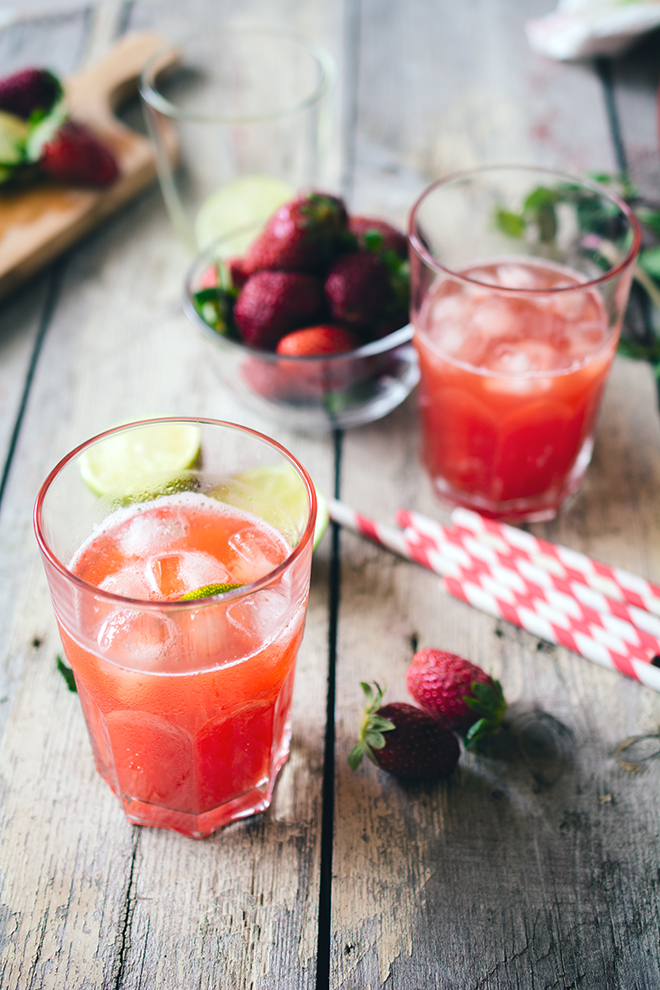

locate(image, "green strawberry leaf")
(349, 681), (395, 771)
(348, 742), (368, 771)
(462, 678), (507, 748)
(363, 229), (385, 252)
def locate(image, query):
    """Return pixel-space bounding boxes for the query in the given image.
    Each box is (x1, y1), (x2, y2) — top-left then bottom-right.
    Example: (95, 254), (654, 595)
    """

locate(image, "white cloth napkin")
(527, 0), (660, 60)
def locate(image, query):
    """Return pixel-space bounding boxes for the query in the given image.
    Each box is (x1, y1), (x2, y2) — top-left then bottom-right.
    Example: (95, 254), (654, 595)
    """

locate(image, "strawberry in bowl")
(183, 190), (419, 432)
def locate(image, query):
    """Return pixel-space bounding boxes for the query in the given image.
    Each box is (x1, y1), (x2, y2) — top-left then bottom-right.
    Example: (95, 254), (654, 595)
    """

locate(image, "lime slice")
(0, 110), (29, 166)
(194, 174), (294, 253)
(180, 582), (241, 601)
(79, 423), (202, 498)
(213, 464), (328, 552)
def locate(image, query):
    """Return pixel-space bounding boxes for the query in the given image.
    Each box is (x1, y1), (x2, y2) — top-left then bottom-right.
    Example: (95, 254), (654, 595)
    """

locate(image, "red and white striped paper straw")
(328, 498), (660, 693)
(397, 510), (660, 658)
(402, 526), (660, 680)
(326, 498), (443, 573)
(398, 507), (660, 641)
(452, 506), (660, 617)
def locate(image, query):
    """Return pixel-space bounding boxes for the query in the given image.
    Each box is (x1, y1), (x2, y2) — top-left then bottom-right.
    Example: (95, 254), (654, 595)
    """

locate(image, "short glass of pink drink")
(409, 166), (641, 521)
(34, 419), (317, 838)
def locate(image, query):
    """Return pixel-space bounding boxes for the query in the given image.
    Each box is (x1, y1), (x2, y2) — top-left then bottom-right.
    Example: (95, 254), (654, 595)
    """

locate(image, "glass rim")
(183, 236), (414, 360)
(33, 416), (317, 611)
(408, 163), (642, 293)
(139, 27), (335, 125)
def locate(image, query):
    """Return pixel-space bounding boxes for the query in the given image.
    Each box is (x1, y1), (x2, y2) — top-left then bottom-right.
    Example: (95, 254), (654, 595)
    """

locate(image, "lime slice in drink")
(79, 423), (202, 498)
(180, 582), (242, 601)
(194, 174), (294, 253)
(215, 464), (328, 551)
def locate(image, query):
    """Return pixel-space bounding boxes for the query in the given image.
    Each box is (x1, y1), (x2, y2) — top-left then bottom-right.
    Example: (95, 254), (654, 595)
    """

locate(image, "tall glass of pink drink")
(34, 418), (316, 838)
(409, 166), (641, 521)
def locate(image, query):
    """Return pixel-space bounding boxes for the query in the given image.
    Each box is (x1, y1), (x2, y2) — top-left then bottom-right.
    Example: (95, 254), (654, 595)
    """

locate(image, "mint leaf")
(495, 208), (526, 238)
(56, 655), (77, 692)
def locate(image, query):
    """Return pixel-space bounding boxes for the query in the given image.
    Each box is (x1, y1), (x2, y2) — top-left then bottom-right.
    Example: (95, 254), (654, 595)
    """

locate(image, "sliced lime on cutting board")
(79, 423), (202, 498)
(194, 174), (294, 253)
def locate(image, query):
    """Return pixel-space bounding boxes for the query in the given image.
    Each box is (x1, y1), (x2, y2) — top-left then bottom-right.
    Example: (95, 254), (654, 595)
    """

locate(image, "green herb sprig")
(496, 172), (660, 409)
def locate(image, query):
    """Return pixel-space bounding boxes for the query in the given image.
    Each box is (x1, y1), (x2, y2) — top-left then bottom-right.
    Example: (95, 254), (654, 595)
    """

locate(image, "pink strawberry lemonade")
(58, 492), (308, 837)
(414, 258), (616, 519)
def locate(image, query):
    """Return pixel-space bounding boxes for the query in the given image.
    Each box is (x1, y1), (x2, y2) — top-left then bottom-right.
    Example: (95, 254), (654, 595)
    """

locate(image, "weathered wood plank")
(333, 2), (660, 987)
(0, 193), (333, 989)
(0, 10), (90, 486)
(0, 2), (339, 987)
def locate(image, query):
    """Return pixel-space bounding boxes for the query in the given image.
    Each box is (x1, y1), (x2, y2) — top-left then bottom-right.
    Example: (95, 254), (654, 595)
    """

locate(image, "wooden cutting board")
(0, 31), (176, 301)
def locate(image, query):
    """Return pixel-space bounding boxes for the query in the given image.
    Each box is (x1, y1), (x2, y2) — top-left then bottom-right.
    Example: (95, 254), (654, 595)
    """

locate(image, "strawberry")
(324, 251), (391, 328)
(348, 682), (460, 779)
(199, 262), (219, 289)
(349, 216), (408, 260)
(275, 324), (359, 357)
(228, 255), (250, 290)
(0, 68), (62, 120)
(40, 120), (119, 187)
(242, 191), (350, 275)
(406, 649), (507, 745)
(233, 270), (323, 350)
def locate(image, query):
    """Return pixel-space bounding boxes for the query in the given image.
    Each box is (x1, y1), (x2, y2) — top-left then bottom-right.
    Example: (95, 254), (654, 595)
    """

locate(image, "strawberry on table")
(406, 649), (507, 745)
(242, 191), (350, 275)
(40, 120), (119, 187)
(233, 270), (323, 350)
(349, 682), (460, 779)
(275, 325), (360, 357)
(0, 67), (62, 119)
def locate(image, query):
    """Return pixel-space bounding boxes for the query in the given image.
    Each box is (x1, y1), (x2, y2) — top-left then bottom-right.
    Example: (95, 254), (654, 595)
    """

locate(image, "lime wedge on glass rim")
(79, 423), (202, 498)
(194, 174), (294, 253)
(80, 427), (327, 554)
(220, 464), (329, 552)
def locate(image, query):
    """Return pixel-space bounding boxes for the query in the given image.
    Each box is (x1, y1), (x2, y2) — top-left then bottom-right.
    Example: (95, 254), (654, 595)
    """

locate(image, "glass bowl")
(183, 238), (419, 432)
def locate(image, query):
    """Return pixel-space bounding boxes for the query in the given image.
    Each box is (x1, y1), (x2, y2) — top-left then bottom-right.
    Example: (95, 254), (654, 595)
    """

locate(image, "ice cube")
(146, 551), (231, 599)
(227, 526), (285, 584)
(470, 297), (515, 339)
(100, 566), (152, 600)
(496, 264), (540, 290)
(96, 606), (179, 669)
(467, 268), (499, 286)
(567, 321), (608, 364)
(547, 290), (588, 321)
(226, 588), (291, 641)
(487, 339), (558, 374)
(118, 510), (187, 558)
(430, 293), (472, 327)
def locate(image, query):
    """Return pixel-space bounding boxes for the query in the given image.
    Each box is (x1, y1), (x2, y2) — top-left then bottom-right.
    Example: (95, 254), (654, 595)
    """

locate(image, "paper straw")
(402, 526), (659, 668)
(451, 506), (660, 617)
(400, 518), (660, 658)
(398, 507), (660, 638)
(327, 498), (444, 573)
(328, 499), (660, 692)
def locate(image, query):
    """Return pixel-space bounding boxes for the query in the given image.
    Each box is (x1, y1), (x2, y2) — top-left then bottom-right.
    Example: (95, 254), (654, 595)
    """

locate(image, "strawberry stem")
(348, 681), (396, 770)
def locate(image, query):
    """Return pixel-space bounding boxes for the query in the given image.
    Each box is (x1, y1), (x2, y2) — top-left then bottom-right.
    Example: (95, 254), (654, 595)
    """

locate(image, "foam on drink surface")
(421, 259), (608, 375)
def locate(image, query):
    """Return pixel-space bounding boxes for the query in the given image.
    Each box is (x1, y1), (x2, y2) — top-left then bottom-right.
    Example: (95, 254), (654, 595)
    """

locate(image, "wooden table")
(2, 2), (660, 987)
